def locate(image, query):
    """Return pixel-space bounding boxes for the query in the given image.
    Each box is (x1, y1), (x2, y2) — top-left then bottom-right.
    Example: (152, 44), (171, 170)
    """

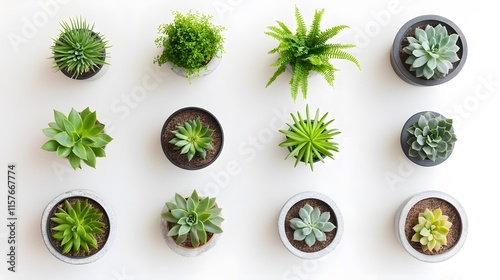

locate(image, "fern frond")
(276, 21), (293, 35)
(270, 53), (293, 67)
(313, 64), (337, 87)
(316, 25), (349, 45)
(294, 6), (307, 39)
(290, 63), (309, 100)
(328, 49), (361, 70)
(265, 64), (287, 88)
(307, 9), (325, 46)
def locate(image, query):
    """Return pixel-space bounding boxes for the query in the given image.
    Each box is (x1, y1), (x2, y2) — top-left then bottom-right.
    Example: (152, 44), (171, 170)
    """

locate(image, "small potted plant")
(394, 190), (468, 262)
(160, 189), (224, 257)
(265, 6), (360, 101)
(154, 10), (225, 81)
(400, 111), (457, 167)
(50, 16), (110, 80)
(278, 191), (343, 259)
(41, 107), (113, 169)
(160, 107), (223, 170)
(40, 189), (116, 265)
(279, 105), (341, 171)
(390, 15), (467, 86)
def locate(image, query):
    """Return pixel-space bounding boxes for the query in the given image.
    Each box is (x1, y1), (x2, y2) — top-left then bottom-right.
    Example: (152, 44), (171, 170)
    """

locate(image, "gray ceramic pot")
(41, 189), (115, 265)
(278, 191), (344, 259)
(394, 190), (468, 263)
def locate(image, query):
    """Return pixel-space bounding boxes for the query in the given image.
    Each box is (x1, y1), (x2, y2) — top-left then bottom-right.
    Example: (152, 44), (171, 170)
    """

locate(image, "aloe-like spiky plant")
(51, 199), (106, 254)
(411, 208), (452, 252)
(406, 112), (457, 162)
(41, 107), (113, 169)
(290, 204), (336, 247)
(403, 24), (460, 80)
(162, 190), (224, 248)
(50, 16), (110, 79)
(265, 6), (360, 101)
(279, 105), (340, 171)
(169, 117), (214, 161)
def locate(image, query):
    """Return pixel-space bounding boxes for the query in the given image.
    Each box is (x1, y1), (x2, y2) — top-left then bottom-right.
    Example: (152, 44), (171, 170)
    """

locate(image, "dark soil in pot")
(47, 197), (110, 258)
(284, 198), (337, 253)
(404, 197), (462, 256)
(161, 107), (223, 170)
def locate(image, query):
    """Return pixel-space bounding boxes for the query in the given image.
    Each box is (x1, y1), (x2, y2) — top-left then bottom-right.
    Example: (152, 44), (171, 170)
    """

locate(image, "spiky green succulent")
(265, 6), (360, 101)
(50, 199), (106, 254)
(169, 117), (214, 161)
(162, 190), (223, 248)
(403, 24), (460, 80)
(407, 112), (457, 162)
(50, 16), (110, 79)
(41, 107), (113, 169)
(290, 204), (336, 247)
(279, 105), (340, 171)
(411, 208), (452, 252)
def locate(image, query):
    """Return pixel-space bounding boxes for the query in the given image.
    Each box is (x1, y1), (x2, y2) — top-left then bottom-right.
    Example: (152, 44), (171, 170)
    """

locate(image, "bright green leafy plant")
(51, 199), (106, 254)
(403, 24), (460, 80)
(406, 112), (457, 162)
(50, 16), (110, 79)
(162, 189), (224, 248)
(290, 204), (336, 247)
(154, 11), (225, 79)
(279, 105), (340, 171)
(41, 107), (113, 169)
(169, 117), (214, 161)
(265, 6), (360, 101)
(411, 208), (452, 252)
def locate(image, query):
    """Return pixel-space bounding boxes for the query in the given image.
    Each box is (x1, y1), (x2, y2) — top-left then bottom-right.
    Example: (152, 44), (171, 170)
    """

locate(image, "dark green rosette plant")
(41, 107), (113, 169)
(50, 16), (110, 79)
(265, 6), (360, 101)
(154, 11), (225, 79)
(162, 190), (224, 248)
(279, 105), (341, 171)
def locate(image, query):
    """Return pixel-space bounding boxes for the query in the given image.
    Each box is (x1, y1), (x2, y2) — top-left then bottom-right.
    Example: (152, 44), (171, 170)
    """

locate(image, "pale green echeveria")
(411, 208), (452, 252)
(403, 24), (460, 79)
(290, 204), (336, 247)
(407, 112), (457, 162)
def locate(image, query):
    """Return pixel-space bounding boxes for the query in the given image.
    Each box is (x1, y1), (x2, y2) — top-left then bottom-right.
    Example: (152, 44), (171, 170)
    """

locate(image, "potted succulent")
(390, 15), (467, 86)
(265, 6), (360, 101)
(160, 189), (224, 257)
(40, 189), (116, 265)
(278, 191), (343, 259)
(394, 190), (468, 262)
(400, 111), (457, 167)
(160, 107), (223, 170)
(41, 107), (113, 170)
(50, 16), (110, 80)
(279, 105), (341, 171)
(153, 10), (225, 81)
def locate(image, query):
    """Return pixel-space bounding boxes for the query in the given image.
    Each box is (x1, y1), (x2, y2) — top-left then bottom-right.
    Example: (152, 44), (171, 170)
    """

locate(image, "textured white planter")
(278, 191), (343, 259)
(41, 189), (115, 265)
(170, 55), (221, 80)
(394, 190), (468, 263)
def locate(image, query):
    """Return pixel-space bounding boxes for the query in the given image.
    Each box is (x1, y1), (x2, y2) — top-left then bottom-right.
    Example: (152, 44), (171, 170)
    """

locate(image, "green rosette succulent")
(411, 208), (452, 252)
(169, 117), (214, 161)
(290, 204), (336, 247)
(51, 199), (106, 254)
(41, 107), (113, 169)
(407, 112), (457, 162)
(162, 190), (224, 248)
(403, 24), (460, 80)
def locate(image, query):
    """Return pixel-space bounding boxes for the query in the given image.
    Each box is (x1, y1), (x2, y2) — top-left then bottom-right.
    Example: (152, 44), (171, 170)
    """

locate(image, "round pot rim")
(394, 190), (468, 263)
(278, 191), (344, 259)
(390, 14), (468, 86)
(160, 198), (221, 257)
(160, 106), (224, 170)
(40, 189), (115, 265)
(400, 111), (455, 167)
(169, 52), (222, 79)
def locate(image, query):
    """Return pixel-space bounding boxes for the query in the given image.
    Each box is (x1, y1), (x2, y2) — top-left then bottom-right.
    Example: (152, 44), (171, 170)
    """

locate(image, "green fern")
(265, 6), (360, 101)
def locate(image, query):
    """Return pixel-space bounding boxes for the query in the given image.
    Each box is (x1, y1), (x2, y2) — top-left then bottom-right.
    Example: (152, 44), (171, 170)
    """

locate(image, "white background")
(1, 0), (499, 279)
